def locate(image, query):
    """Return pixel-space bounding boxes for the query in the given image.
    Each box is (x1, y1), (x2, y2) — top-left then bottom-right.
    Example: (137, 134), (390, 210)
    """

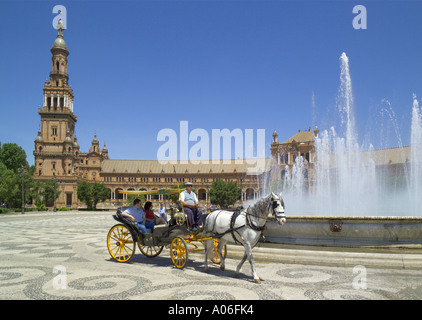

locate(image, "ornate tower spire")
(35, 20), (78, 182)
(41, 18), (75, 114)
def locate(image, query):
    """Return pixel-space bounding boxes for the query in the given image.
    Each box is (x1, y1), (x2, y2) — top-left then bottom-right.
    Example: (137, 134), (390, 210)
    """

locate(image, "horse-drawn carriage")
(106, 188), (226, 269)
(106, 188), (286, 283)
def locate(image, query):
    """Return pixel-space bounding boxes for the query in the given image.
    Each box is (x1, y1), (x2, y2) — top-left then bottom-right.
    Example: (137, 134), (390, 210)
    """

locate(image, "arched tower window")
(56, 61), (60, 72)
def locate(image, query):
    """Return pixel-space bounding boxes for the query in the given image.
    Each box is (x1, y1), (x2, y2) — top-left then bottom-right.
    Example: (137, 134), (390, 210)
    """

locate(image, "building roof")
(317, 146), (412, 167)
(101, 158), (271, 175)
(366, 146), (411, 165)
(283, 129), (315, 144)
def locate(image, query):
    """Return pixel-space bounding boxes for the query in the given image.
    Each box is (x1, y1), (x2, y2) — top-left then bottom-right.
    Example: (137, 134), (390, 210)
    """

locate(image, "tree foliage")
(0, 142), (63, 210)
(43, 179), (61, 206)
(0, 162), (19, 208)
(0, 143), (28, 173)
(77, 181), (110, 209)
(0, 143), (35, 209)
(31, 178), (61, 208)
(167, 184), (185, 207)
(208, 179), (241, 208)
(126, 193), (145, 207)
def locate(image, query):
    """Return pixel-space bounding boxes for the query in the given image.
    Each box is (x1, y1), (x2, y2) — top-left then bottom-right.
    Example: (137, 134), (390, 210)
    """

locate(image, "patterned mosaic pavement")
(1, 211), (422, 300)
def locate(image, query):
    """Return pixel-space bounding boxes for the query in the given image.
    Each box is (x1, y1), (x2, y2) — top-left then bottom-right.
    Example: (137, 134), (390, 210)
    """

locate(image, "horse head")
(270, 192), (286, 226)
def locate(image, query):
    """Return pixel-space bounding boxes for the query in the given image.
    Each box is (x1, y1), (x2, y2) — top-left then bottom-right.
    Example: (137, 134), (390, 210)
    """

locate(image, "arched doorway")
(245, 188), (255, 200)
(197, 188), (207, 201)
(115, 188), (124, 201)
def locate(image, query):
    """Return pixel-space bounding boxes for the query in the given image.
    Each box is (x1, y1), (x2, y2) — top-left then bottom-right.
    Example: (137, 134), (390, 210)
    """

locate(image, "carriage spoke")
(170, 237), (188, 269)
(107, 224), (135, 263)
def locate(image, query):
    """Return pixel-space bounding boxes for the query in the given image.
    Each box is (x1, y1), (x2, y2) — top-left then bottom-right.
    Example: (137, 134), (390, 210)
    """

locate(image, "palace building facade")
(34, 21), (410, 209)
(33, 23), (265, 209)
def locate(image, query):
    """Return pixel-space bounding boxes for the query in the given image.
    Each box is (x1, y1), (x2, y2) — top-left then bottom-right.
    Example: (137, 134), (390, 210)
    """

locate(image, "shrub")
(11, 208), (33, 213)
(36, 204), (47, 211)
(57, 207), (70, 211)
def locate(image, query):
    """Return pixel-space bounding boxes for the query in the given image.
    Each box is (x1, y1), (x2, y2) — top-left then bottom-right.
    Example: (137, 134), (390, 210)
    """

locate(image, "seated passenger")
(144, 201), (155, 233)
(144, 201), (166, 233)
(122, 199), (148, 234)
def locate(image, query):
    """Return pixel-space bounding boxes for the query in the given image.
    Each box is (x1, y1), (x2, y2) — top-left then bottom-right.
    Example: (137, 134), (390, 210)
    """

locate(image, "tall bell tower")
(33, 20), (80, 208)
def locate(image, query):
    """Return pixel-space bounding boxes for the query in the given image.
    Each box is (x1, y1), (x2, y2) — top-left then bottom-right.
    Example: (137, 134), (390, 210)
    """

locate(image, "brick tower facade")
(33, 20), (80, 208)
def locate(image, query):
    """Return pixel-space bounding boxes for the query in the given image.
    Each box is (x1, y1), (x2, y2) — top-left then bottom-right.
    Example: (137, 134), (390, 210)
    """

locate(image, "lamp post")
(239, 174), (243, 207)
(52, 174), (57, 212)
(19, 166), (27, 214)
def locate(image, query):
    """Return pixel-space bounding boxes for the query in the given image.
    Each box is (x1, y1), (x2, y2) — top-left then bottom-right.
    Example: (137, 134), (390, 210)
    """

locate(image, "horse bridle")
(269, 197), (286, 221)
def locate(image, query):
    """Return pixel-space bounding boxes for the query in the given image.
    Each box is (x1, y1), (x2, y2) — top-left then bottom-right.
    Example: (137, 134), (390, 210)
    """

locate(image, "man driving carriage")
(179, 182), (203, 232)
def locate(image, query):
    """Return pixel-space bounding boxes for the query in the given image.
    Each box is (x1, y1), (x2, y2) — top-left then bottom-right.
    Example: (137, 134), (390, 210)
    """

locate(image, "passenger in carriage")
(122, 199), (148, 234)
(144, 201), (155, 233)
(144, 201), (166, 233)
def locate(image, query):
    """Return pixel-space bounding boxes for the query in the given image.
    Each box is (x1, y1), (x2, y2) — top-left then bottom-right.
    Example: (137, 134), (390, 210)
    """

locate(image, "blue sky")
(1, 0), (421, 166)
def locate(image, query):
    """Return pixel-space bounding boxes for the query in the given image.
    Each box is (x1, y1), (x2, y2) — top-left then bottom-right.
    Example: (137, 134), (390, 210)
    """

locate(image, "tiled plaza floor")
(1, 211), (421, 300)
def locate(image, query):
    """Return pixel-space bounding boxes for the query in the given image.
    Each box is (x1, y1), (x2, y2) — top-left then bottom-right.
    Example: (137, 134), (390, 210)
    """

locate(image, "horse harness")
(210, 206), (266, 245)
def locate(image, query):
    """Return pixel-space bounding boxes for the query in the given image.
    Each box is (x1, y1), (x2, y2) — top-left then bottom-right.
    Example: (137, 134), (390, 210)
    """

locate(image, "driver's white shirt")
(179, 190), (197, 205)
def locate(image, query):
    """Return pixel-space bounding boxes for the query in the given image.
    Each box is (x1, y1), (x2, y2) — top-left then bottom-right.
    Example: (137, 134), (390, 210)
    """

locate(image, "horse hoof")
(220, 266), (225, 271)
(234, 273), (240, 278)
(204, 268), (210, 273)
(254, 278), (261, 284)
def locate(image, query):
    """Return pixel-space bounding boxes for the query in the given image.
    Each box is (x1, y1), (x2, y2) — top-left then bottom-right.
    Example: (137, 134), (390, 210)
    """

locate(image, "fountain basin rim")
(268, 215), (422, 221)
(265, 215), (422, 247)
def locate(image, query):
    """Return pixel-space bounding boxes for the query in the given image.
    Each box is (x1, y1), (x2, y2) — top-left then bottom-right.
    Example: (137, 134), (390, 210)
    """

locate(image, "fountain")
(264, 52), (422, 247)
(410, 95), (422, 215)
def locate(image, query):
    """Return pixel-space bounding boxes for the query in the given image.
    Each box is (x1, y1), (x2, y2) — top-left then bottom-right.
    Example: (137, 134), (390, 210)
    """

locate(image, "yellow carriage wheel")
(107, 224), (136, 263)
(210, 238), (227, 264)
(138, 241), (164, 258)
(170, 236), (189, 269)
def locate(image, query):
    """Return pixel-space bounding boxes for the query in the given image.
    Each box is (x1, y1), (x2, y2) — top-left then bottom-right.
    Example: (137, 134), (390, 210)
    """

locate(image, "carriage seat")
(145, 223), (168, 233)
(114, 209), (137, 228)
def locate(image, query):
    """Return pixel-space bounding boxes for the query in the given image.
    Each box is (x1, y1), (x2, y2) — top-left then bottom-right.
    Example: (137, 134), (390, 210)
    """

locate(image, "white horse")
(202, 192), (286, 284)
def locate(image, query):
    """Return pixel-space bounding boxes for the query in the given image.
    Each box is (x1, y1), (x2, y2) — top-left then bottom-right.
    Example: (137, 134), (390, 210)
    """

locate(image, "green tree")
(0, 162), (19, 208)
(208, 179), (241, 209)
(167, 184), (184, 207)
(0, 143), (28, 173)
(77, 181), (110, 209)
(91, 183), (110, 209)
(77, 181), (93, 209)
(43, 179), (61, 207)
(29, 179), (61, 210)
(31, 179), (46, 208)
(126, 193), (145, 207)
(0, 152), (33, 209)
